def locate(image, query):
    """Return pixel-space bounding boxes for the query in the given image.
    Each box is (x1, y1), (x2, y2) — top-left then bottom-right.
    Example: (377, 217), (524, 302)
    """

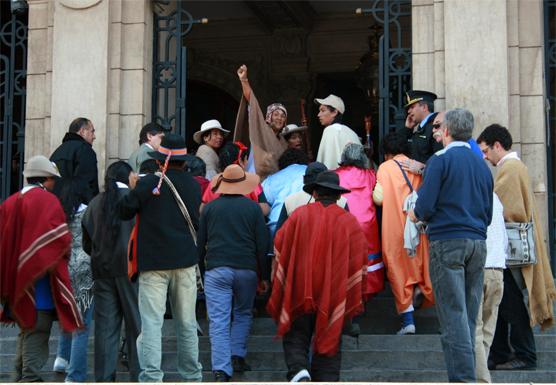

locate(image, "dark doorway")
(186, 80), (239, 151)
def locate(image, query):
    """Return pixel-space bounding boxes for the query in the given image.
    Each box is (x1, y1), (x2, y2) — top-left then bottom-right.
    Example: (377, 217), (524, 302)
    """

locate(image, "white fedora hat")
(193, 119), (230, 144)
(281, 124), (308, 137)
(314, 94), (345, 114)
(23, 155), (61, 178)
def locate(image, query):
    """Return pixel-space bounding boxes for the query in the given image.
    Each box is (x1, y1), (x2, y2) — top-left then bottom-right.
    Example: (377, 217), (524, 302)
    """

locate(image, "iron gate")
(0, 2), (27, 201)
(152, 1), (206, 138)
(545, 0), (556, 272)
(359, 0), (412, 140)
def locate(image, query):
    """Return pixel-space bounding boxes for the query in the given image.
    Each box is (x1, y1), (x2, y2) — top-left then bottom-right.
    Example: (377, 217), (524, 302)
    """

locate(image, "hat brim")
(303, 181), (351, 195)
(193, 127), (230, 144)
(210, 171), (260, 195)
(148, 151), (193, 162)
(281, 126), (308, 137)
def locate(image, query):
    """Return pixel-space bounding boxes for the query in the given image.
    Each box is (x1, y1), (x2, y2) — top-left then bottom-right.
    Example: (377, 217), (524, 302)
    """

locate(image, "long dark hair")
(99, 161), (133, 246)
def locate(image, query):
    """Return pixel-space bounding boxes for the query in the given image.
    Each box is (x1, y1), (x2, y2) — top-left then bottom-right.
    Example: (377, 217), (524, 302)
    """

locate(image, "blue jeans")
(429, 239), (486, 383)
(137, 267), (202, 382)
(205, 267), (258, 376)
(56, 303), (94, 382)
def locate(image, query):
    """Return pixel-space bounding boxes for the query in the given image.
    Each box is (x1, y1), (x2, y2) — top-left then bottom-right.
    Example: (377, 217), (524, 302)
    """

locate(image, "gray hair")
(444, 108), (474, 141)
(339, 143), (370, 169)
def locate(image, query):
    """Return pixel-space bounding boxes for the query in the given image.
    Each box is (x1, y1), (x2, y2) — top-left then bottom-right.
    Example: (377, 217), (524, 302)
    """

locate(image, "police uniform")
(404, 90), (443, 164)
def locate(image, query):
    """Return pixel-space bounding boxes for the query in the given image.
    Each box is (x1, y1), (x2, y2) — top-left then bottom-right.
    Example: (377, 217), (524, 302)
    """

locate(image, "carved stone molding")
(59, 0), (102, 10)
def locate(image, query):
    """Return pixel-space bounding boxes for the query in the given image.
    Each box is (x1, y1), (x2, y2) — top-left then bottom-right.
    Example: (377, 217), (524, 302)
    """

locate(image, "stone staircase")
(1, 288), (555, 382)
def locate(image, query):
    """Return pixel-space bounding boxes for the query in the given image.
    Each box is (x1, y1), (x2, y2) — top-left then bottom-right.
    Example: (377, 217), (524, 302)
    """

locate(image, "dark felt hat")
(404, 90), (437, 108)
(148, 133), (191, 161)
(303, 162), (327, 185)
(303, 170), (350, 195)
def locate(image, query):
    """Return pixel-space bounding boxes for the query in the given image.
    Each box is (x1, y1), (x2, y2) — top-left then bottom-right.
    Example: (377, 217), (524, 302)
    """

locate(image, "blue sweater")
(414, 142), (493, 241)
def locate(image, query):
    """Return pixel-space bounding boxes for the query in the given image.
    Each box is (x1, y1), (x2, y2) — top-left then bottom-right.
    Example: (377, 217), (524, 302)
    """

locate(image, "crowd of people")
(1, 64), (555, 384)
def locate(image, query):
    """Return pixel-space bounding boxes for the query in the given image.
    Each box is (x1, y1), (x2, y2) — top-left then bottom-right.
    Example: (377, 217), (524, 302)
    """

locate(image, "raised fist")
(237, 64), (248, 81)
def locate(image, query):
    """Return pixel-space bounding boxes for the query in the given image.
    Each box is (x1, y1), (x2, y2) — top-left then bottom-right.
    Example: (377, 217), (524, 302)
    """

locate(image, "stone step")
(2, 349), (555, 372)
(1, 334), (555, 354)
(0, 368), (554, 383)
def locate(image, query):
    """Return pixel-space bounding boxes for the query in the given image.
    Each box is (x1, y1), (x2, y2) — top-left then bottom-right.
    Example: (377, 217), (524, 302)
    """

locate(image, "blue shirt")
(414, 141), (493, 241)
(262, 164), (307, 238)
(35, 275), (54, 310)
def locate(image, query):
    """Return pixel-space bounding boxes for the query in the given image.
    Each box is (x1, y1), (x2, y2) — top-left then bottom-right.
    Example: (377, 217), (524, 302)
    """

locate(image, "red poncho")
(267, 202), (367, 355)
(0, 187), (83, 332)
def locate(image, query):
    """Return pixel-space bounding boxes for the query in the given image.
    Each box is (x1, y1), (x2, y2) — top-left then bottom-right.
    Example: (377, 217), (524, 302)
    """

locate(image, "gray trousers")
(13, 310), (56, 382)
(94, 276), (141, 382)
(429, 238), (486, 383)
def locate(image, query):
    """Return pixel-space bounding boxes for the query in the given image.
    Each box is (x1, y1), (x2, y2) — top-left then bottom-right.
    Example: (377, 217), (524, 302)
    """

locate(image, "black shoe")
(494, 359), (536, 370)
(213, 370), (230, 382)
(232, 355), (252, 373)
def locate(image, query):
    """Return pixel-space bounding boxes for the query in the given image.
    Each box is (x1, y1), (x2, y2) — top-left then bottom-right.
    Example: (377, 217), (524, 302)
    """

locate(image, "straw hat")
(280, 124), (308, 137)
(23, 155), (61, 178)
(210, 164), (260, 195)
(193, 119), (230, 144)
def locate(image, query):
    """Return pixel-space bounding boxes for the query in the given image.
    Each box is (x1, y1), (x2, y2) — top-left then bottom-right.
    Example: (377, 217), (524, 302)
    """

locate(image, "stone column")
(411, 0), (549, 238)
(25, 0), (153, 180)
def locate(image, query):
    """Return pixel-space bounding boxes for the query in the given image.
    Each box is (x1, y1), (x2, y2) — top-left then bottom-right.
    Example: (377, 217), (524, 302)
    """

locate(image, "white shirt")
(497, 151), (520, 167)
(485, 193), (507, 268)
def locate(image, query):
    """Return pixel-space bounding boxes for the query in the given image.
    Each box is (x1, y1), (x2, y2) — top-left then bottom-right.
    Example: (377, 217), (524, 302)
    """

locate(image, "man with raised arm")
(234, 64), (288, 179)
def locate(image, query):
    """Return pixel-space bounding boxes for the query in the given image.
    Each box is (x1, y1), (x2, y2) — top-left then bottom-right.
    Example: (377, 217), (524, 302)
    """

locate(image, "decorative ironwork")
(544, 0), (556, 272)
(1, 2), (27, 201)
(152, 1), (207, 138)
(357, 0), (412, 140)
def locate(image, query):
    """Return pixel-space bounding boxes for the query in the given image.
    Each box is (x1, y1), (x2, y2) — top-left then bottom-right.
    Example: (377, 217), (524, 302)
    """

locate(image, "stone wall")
(25, 0), (153, 179)
(412, 0), (550, 239)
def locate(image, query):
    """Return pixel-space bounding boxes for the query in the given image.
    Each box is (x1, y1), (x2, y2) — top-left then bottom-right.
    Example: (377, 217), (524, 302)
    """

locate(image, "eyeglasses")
(432, 123), (444, 129)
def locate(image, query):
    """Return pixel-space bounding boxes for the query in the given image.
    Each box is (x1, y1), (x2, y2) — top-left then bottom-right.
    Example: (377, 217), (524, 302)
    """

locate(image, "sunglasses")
(432, 123), (444, 129)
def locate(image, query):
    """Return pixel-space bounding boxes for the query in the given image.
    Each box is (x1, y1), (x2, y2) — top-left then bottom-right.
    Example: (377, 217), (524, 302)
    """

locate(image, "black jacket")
(82, 189), (135, 279)
(197, 195), (270, 279)
(405, 112), (443, 164)
(50, 132), (99, 204)
(118, 169), (201, 272)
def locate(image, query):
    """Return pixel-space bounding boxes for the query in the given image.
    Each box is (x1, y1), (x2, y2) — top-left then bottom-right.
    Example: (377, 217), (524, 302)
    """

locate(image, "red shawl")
(267, 202), (367, 355)
(0, 187), (83, 332)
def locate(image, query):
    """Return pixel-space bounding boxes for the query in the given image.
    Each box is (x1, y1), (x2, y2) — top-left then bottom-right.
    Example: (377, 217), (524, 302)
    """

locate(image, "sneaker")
(213, 370), (230, 382)
(494, 359), (536, 370)
(53, 357), (68, 373)
(290, 369), (311, 382)
(232, 355), (251, 373)
(396, 324), (416, 335)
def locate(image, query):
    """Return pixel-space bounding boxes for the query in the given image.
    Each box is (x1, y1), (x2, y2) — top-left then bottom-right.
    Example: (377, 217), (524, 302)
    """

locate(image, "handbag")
(505, 220), (537, 267)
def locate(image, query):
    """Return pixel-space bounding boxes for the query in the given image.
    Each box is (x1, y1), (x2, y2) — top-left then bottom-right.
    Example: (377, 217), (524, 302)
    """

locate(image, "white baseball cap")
(193, 119), (230, 144)
(314, 94), (345, 114)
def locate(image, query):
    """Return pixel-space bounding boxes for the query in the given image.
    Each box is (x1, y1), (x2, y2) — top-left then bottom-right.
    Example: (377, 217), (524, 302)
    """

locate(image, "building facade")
(1, 0), (554, 269)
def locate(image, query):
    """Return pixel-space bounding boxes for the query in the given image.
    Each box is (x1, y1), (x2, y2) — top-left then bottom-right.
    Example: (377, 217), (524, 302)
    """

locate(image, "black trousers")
(282, 313), (342, 382)
(488, 269), (537, 367)
(94, 276), (141, 382)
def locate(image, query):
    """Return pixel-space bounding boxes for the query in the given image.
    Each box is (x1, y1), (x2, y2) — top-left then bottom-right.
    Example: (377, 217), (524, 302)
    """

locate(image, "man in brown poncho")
(478, 124), (556, 371)
(234, 65), (288, 179)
